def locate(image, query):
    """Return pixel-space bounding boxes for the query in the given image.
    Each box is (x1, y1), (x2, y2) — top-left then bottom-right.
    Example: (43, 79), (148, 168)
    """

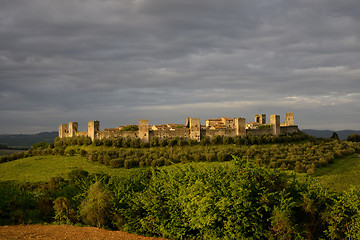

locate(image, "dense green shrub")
(125, 157), (340, 239)
(0, 182), (41, 225)
(80, 182), (114, 228)
(53, 197), (76, 224)
(347, 134), (360, 142)
(32, 141), (49, 149)
(110, 159), (125, 168)
(325, 188), (360, 239)
(68, 169), (89, 183)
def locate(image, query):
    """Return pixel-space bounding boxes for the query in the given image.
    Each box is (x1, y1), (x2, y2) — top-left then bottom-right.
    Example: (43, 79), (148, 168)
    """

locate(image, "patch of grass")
(0, 155), (139, 182)
(315, 154), (360, 192)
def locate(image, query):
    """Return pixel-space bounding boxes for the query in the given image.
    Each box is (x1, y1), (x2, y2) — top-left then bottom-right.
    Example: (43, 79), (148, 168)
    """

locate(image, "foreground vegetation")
(1, 132), (360, 239)
(1, 157), (360, 239)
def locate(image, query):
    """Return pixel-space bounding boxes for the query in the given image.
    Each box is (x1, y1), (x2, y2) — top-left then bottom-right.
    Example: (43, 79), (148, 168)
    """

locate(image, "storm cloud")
(1, 0), (359, 133)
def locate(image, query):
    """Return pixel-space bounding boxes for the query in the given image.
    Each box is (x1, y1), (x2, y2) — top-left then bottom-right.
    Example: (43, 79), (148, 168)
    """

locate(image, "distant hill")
(302, 129), (360, 140)
(0, 132), (58, 148)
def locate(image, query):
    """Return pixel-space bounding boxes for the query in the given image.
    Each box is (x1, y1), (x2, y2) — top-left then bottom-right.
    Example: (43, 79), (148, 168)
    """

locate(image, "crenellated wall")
(58, 113), (299, 142)
(150, 128), (190, 140)
(247, 128), (273, 136)
(75, 131), (88, 137)
(202, 128), (237, 138)
(97, 131), (138, 140)
(280, 125), (299, 134)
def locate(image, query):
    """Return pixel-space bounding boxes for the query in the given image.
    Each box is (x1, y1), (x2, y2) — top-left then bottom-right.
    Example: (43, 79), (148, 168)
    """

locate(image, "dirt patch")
(0, 225), (169, 240)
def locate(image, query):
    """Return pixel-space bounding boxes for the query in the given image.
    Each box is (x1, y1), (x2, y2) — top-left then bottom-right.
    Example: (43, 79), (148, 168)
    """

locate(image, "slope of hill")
(0, 132), (58, 148)
(302, 129), (360, 140)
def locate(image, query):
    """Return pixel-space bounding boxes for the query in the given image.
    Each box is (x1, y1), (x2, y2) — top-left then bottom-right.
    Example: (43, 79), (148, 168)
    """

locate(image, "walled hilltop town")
(59, 113), (298, 142)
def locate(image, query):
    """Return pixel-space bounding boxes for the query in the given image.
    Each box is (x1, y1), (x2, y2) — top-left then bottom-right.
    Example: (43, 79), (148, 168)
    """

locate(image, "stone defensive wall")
(59, 113), (298, 142)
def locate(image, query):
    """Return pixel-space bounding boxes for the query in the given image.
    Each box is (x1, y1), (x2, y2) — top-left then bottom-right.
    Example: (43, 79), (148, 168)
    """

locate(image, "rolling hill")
(0, 132), (58, 148)
(301, 129), (360, 140)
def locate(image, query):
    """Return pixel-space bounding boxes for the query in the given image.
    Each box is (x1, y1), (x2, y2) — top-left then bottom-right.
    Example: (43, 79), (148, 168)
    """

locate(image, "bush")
(124, 159), (138, 169)
(80, 149), (87, 157)
(325, 188), (360, 239)
(53, 197), (75, 224)
(130, 157), (336, 239)
(66, 149), (76, 156)
(110, 159), (125, 168)
(80, 182), (114, 228)
(32, 141), (49, 150)
(347, 134), (360, 142)
(68, 169), (89, 183)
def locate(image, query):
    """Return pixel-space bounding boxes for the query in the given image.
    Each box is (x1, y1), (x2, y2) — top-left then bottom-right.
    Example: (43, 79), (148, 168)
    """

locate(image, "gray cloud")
(1, 0), (360, 133)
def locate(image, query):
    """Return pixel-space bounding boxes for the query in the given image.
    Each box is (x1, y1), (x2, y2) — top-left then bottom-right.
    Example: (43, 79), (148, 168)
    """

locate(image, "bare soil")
(0, 225), (169, 240)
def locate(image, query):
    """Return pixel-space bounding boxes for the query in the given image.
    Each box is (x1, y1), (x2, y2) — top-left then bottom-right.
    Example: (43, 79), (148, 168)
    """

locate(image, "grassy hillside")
(0, 155), (138, 182)
(0, 153), (229, 183)
(315, 154), (360, 192)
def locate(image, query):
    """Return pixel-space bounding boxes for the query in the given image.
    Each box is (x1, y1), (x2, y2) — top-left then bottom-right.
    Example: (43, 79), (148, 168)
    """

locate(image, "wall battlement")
(59, 113), (298, 142)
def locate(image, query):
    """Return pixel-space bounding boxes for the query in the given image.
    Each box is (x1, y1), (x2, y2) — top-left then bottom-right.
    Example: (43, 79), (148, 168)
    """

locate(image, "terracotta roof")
(166, 124), (185, 128)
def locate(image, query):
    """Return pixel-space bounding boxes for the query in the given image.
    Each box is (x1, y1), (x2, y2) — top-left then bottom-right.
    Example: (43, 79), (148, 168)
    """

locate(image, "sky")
(1, 0), (360, 134)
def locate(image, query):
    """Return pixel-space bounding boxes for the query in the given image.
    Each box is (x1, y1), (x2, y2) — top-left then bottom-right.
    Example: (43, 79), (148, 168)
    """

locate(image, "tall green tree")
(80, 182), (114, 228)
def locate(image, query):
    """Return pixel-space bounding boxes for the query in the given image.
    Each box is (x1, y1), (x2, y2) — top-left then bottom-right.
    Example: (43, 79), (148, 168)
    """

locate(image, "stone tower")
(234, 117), (246, 136)
(186, 116), (190, 128)
(88, 121), (99, 141)
(59, 124), (67, 138)
(255, 114), (266, 124)
(139, 119), (150, 142)
(68, 122), (78, 137)
(285, 113), (294, 126)
(189, 118), (201, 142)
(270, 115), (280, 136)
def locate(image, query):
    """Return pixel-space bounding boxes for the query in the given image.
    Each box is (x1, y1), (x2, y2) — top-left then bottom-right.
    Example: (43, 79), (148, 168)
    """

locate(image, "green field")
(0, 155), (139, 182)
(315, 154), (360, 192)
(0, 153), (230, 183)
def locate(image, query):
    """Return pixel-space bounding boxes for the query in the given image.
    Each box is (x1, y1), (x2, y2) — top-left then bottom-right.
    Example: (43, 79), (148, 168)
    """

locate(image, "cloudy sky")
(1, 0), (359, 134)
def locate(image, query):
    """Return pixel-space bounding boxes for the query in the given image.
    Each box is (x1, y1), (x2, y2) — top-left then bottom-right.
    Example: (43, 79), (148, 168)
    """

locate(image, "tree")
(347, 134), (360, 142)
(53, 197), (75, 224)
(331, 132), (339, 140)
(80, 182), (113, 228)
(32, 141), (49, 149)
